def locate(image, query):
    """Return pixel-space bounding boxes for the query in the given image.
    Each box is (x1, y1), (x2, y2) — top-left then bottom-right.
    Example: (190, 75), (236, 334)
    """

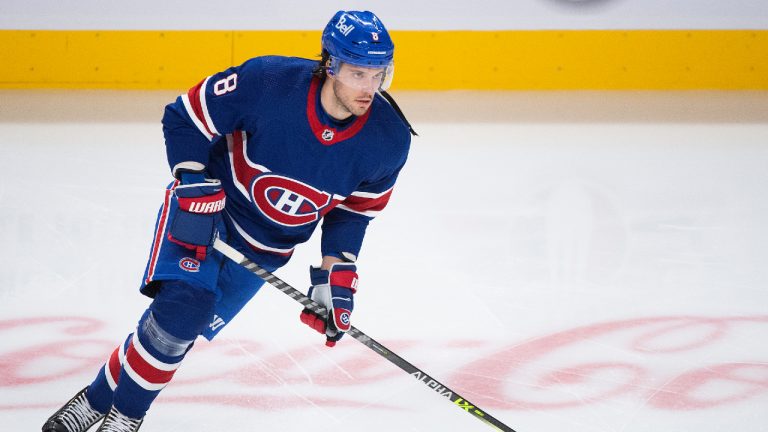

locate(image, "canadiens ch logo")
(321, 128), (335, 141)
(250, 174), (333, 227)
(339, 312), (350, 326)
(179, 257), (200, 272)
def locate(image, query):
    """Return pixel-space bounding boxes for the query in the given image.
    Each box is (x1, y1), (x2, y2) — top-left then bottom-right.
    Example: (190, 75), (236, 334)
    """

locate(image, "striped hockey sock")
(111, 310), (194, 419)
(85, 334), (131, 414)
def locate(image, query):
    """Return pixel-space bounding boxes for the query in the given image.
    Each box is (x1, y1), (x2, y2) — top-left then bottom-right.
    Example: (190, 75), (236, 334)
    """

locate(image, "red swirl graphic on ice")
(2, 315), (766, 413)
(450, 315), (768, 410)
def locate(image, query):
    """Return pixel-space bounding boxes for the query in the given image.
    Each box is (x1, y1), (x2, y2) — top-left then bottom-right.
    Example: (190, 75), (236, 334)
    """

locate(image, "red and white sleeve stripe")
(336, 187), (394, 218)
(181, 76), (220, 141)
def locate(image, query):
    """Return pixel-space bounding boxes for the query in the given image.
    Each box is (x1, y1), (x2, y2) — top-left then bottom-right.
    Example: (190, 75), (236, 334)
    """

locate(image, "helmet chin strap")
(324, 58), (415, 135)
(379, 90), (418, 137)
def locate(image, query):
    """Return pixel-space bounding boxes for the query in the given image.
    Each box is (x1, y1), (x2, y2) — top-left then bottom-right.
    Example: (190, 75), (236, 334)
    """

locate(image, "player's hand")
(300, 263), (358, 347)
(167, 171), (226, 260)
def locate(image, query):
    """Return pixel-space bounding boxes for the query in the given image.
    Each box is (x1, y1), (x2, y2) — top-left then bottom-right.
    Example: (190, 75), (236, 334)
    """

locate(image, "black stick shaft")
(213, 239), (516, 432)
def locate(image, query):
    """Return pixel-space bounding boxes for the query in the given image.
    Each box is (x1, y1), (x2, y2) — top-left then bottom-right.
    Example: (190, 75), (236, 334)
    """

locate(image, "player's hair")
(312, 50), (331, 80)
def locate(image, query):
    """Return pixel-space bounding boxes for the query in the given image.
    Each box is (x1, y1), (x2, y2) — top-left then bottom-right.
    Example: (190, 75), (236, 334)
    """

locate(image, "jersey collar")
(306, 76), (370, 146)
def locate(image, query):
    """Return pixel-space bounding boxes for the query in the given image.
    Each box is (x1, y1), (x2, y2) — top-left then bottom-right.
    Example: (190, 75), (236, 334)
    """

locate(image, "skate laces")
(56, 392), (104, 432)
(100, 408), (143, 432)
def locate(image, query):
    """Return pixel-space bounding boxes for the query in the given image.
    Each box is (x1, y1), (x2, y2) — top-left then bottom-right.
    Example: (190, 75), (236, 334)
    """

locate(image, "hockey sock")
(111, 281), (217, 419)
(85, 334), (131, 414)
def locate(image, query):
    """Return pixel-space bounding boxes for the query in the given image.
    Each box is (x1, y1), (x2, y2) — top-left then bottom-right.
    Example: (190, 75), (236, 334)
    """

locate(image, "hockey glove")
(300, 263), (358, 347)
(167, 172), (226, 261)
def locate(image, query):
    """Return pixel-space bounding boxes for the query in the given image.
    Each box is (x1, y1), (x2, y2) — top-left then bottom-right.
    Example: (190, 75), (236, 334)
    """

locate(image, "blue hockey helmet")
(322, 10), (395, 90)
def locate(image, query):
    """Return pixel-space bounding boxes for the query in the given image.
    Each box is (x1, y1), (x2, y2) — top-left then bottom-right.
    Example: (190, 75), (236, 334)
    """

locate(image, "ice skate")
(42, 387), (105, 432)
(94, 407), (143, 432)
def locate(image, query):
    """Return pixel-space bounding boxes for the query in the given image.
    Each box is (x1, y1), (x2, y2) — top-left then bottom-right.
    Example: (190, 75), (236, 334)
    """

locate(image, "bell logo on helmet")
(335, 15), (355, 36)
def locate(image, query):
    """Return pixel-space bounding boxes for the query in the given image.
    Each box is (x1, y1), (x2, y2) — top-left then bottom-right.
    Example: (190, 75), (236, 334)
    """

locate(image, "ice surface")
(1, 90), (767, 431)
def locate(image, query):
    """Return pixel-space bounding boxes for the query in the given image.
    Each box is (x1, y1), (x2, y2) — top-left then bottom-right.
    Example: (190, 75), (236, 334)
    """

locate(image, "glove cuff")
(176, 189), (226, 214)
(178, 171), (208, 185)
(309, 263), (358, 293)
(329, 268), (358, 294)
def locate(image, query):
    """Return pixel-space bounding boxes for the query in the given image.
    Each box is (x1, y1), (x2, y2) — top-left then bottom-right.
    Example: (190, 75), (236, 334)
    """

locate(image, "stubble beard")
(332, 80), (370, 118)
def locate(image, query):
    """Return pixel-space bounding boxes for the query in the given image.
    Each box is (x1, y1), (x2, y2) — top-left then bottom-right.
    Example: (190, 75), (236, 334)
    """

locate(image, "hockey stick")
(212, 238), (516, 432)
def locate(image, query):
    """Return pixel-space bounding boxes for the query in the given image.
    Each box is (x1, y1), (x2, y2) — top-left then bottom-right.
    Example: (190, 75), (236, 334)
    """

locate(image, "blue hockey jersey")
(162, 56), (411, 266)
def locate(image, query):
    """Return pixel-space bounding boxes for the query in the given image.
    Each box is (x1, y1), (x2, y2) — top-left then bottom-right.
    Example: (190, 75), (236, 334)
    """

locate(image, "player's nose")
(364, 78), (379, 94)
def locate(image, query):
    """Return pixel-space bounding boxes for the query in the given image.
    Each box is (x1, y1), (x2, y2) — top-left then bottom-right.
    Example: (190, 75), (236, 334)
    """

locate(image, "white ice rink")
(1, 90), (767, 431)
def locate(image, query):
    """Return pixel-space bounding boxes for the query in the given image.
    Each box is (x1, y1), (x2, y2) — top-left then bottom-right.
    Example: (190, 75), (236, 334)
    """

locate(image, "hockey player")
(43, 10), (414, 432)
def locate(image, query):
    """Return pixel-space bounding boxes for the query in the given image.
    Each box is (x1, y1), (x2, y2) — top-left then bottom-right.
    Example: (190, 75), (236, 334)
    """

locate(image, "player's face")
(330, 64), (385, 117)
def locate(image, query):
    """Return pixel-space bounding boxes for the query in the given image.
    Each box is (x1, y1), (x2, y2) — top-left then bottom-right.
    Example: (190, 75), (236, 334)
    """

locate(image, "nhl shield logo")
(321, 128), (335, 141)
